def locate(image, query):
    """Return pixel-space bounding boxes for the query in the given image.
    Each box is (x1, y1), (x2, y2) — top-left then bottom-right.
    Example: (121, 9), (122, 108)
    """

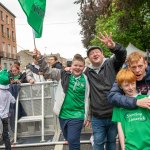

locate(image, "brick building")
(0, 2), (17, 70)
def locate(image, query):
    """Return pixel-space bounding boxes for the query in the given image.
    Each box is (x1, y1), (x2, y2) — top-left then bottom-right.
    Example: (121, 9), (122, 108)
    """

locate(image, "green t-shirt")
(13, 75), (20, 81)
(59, 74), (86, 119)
(112, 95), (150, 150)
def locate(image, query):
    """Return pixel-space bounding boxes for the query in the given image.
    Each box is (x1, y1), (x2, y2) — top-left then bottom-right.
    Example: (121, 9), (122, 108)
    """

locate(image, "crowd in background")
(0, 32), (150, 150)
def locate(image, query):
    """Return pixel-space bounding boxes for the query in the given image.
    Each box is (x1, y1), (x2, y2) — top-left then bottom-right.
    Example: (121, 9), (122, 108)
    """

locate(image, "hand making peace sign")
(97, 31), (116, 49)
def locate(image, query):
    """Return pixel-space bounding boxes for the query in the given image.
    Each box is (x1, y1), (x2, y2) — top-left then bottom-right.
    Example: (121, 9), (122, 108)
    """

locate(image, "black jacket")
(52, 62), (63, 69)
(84, 43), (127, 118)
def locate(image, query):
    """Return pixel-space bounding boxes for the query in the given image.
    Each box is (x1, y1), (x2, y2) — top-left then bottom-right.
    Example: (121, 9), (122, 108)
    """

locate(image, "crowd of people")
(0, 31), (150, 150)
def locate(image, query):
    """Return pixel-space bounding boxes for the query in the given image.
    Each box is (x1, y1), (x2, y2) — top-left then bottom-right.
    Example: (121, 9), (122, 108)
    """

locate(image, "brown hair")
(50, 55), (58, 61)
(14, 61), (20, 66)
(127, 52), (145, 66)
(11, 64), (20, 71)
(72, 54), (85, 64)
(116, 69), (136, 86)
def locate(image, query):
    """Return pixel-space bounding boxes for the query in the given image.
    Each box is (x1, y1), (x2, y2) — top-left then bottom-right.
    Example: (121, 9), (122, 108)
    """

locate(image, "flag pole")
(32, 29), (37, 49)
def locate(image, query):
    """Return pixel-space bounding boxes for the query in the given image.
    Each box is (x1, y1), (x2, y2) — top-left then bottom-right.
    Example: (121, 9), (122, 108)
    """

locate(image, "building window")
(2, 42), (6, 57)
(7, 28), (10, 39)
(8, 44), (11, 58)
(1, 24), (4, 34)
(13, 46), (16, 59)
(1, 42), (5, 57)
(13, 46), (16, 54)
(1, 25), (5, 37)
(6, 15), (9, 24)
(0, 11), (4, 21)
(12, 31), (15, 41)
(2, 42), (5, 51)
(11, 19), (14, 28)
(4, 63), (7, 68)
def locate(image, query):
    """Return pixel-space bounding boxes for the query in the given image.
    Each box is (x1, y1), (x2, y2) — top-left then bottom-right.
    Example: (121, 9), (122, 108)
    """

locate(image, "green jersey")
(112, 95), (150, 150)
(13, 75), (20, 81)
(59, 74), (86, 119)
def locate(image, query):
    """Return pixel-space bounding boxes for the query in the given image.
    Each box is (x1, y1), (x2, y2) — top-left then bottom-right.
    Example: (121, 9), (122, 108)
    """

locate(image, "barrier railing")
(14, 81), (58, 144)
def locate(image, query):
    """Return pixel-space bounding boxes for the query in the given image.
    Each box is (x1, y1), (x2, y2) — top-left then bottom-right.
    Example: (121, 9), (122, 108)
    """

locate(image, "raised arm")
(108, 82), (137, 109)
(98, 32), (127, 70)
(33, 49), (61, 81)
(97, 32), (116, 49)
(108, 82), (150, 109)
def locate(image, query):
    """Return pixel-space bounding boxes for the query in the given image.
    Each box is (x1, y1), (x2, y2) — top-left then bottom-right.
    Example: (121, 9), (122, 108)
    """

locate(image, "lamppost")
(44, 47), (47, 52)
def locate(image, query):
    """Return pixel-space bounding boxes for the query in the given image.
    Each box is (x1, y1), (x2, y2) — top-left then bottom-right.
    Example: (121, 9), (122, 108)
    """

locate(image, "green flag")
(18, 0), (46, 38)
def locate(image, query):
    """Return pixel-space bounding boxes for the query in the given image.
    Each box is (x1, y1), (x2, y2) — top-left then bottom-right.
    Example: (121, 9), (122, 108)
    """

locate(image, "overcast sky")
(1, 0), (86, 59)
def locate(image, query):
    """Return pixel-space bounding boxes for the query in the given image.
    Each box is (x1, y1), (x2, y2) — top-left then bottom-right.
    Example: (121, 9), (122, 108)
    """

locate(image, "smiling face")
(128, 57), (147, 81)
(116, 69), (137, 97)
(121, 81), (137, 97)
(71, 60), (85, 77)
(11, 66), (20, 76)
(88, 49), (104, 67)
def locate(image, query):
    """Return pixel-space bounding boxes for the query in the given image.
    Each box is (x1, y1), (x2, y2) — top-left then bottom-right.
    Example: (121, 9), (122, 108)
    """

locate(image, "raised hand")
(97, 31), (115, 49)
(33, 49), (41, 60)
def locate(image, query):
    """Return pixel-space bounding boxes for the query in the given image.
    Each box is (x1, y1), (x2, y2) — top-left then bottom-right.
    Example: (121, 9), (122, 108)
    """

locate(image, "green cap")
(0, 68), (9, 89)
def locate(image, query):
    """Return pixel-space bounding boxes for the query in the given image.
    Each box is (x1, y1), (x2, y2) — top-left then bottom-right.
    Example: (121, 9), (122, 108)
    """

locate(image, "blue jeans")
(59, 118), (84, 150)
(92, 116), (117, 150)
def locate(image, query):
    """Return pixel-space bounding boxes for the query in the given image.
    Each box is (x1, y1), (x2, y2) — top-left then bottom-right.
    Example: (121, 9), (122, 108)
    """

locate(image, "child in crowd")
(33, 50), (90, 150)
(9, 64), (27, 84)
(0, 68), (15, 150)
(112, 69), (150, 150)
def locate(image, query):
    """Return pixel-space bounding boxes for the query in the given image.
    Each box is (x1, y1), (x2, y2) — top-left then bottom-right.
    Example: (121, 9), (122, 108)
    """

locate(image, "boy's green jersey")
(112, 95), (150, 150)
(59, 74), (86, 119)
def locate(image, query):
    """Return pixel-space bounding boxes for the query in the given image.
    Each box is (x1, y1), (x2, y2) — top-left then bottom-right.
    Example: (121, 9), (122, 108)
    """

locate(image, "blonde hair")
(116, 69), (136, 86)
(127, 52), (145, 66)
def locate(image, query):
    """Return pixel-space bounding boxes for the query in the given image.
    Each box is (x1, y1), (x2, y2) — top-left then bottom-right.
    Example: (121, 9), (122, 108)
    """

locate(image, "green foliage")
(75, 0), (150, 55)
(115, 0), (150, 50)
(91, 0), (150, 53)
(91, 6), (124, 57)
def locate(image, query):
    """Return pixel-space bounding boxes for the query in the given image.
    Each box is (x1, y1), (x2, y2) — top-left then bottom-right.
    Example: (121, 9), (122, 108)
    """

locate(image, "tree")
(75, 0), (150, 56)
(74, 0), (112, 48)
(115, 0), (150, 50)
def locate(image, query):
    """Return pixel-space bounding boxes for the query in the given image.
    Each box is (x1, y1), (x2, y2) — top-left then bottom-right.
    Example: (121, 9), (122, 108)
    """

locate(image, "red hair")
(116, 69), (136, 86)
(127, 52), (145, 66)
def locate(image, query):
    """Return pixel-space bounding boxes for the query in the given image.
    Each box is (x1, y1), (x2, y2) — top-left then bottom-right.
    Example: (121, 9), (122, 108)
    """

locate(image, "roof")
(0, 2), (16, 17)
(18, 50), (33, 56)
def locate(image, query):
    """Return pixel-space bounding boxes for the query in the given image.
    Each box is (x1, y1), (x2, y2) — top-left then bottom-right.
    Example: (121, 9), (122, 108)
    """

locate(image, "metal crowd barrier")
(0, 81), (121, 150)
(14, 81), (59, 144)
(0, 81), (93, 149)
